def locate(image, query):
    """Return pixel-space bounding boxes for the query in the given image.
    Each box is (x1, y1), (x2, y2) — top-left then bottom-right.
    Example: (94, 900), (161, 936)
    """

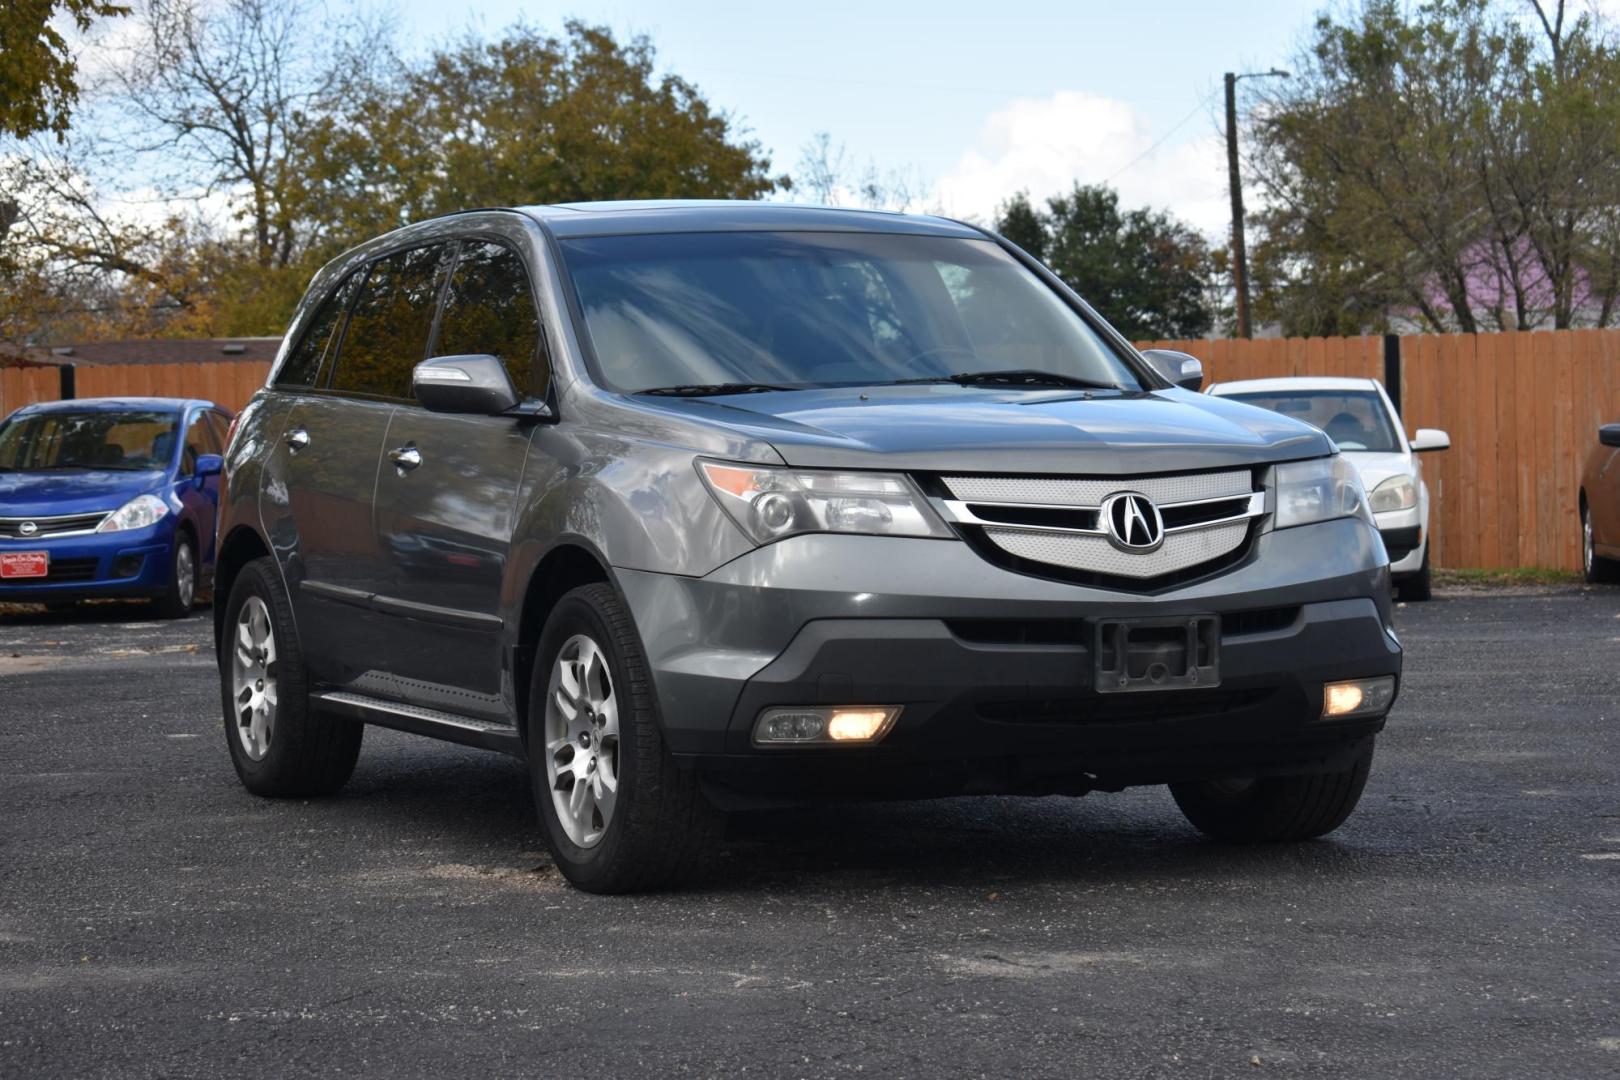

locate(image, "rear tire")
(219, 556), (362, 796)
(1583, 506), (1620, 584)
(1397, 547), (1433, 602)
(151, 534), (197, 619)
(527, 582), (721, 893)
(1170, 740), (1374, 843)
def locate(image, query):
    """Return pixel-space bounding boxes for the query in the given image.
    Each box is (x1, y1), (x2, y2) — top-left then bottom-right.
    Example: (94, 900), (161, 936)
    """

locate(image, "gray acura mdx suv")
(214, 201), (1401, 892)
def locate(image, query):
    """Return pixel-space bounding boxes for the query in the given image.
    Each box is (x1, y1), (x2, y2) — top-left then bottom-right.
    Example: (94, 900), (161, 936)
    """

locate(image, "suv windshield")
(1224, 390), (1401, 452)
(557, 231), (1146, 393)
(0, 410), (179, 472)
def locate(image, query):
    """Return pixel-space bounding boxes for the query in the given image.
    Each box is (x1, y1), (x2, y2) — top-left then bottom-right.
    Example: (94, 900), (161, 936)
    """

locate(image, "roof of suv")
(513, 200), (984, 240)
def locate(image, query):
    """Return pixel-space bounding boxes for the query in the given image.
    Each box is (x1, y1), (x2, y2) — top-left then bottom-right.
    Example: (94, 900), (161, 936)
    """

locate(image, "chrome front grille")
(0, 512), (109, 540)
(936, 469), (1263, 583)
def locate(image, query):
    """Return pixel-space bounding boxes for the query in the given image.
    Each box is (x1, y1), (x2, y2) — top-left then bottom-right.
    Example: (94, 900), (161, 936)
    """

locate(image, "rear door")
(265, 243), (452, 688)
(369, 236), (548, 720)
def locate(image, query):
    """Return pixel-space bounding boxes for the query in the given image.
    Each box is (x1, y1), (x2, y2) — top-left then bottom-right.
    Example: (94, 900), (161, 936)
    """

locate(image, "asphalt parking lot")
(2, 586), (1618, 1079)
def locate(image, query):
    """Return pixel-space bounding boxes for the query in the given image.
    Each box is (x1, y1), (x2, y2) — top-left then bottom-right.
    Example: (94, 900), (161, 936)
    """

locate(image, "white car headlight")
(1368, 474), (1417, 513)
(1273, 456), (1371, 530)
(96, 493), (170, 533)
(698, 460), (952, 545)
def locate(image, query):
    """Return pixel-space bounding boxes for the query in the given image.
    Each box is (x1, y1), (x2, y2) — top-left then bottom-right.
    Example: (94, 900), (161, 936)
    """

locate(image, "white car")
(1207, 376), (1450, 600)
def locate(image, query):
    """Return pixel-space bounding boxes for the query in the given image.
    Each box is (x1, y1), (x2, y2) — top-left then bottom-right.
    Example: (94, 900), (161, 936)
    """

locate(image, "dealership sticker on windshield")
(0, 552), (49, 579)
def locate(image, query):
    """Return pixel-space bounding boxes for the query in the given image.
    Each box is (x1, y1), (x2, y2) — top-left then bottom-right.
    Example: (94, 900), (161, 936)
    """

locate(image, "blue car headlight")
(96, 493), (170, 533)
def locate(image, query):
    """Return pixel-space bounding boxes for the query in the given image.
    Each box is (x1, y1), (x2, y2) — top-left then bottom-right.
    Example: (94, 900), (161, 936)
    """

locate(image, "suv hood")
(644, 385), (1332, 474)
(0, 469), (164, 518)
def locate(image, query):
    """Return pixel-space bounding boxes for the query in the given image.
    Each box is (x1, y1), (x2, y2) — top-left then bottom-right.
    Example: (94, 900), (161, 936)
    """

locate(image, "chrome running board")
(313, 691), (523, 758)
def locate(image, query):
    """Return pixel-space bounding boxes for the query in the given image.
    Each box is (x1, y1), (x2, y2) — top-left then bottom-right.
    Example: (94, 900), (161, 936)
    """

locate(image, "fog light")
(1322, 676), (1396, 719)
(753, 705), (901, 746)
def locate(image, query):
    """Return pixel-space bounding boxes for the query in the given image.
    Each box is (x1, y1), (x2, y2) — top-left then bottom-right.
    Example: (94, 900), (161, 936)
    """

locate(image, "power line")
(1104, 90), (1220, 183)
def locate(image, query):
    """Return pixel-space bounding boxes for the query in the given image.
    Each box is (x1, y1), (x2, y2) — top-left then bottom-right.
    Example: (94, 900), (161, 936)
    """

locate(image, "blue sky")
(388, 0), (1328, 233)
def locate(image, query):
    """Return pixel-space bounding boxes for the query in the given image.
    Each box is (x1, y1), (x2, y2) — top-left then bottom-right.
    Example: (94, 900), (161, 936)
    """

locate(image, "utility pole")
(1224, 68), (1289, 339)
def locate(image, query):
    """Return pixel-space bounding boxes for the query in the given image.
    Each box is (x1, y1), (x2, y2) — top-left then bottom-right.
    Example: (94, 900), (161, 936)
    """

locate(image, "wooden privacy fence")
(0, 360), (272, 417)
(4, 333), (1619, 571)
(1141, 332), (1620, 572)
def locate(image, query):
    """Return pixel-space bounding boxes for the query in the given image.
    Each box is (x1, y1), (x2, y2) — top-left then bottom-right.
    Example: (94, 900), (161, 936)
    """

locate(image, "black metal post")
(1382, 334), (1401, 415)
(58, 363), (76, 401)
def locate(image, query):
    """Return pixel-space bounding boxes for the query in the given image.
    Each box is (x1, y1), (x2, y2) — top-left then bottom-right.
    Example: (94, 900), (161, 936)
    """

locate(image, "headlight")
(96, 493), (170, 533)
(698, 460), (952, 545)
(1368, 474), (1417, 513)
(1273, 456), (1370, 530)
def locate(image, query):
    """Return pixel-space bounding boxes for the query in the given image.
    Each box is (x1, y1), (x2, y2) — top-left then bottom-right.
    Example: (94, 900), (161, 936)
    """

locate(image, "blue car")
(0, 397), (233, 617)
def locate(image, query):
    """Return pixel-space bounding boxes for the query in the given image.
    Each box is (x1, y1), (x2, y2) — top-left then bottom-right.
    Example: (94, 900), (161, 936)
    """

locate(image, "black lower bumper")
(669, 597), (1400, 802)
(1380, 525), (1422, 563)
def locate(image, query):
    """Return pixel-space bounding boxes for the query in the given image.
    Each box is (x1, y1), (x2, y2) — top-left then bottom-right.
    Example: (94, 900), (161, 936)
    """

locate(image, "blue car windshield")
(557, 231), (1145, 393)
(0, 410), (179, 472)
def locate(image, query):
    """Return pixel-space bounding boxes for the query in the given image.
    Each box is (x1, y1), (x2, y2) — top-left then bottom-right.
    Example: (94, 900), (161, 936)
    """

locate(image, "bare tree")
(105, 0), (392, 269)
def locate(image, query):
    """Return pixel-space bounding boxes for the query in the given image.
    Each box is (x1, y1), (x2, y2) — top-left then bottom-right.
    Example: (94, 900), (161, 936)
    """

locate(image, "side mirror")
(1142, 349), (1204, 392)
(1599, 423), (1620, 449)
(413, 354), (522, 416)
(1410, 428), (1450, 453)
(194, 453), (223, 478)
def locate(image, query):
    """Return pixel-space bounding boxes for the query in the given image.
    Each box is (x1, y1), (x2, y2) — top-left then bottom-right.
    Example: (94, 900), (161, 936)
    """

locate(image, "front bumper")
(618, 517), (1401, 799)
(1375, 505), (1425, 573)
(0, 520), (176, 602)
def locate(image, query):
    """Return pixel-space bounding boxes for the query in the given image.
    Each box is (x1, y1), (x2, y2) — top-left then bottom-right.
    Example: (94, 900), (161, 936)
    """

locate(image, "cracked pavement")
(1, 587), (1618, 1078)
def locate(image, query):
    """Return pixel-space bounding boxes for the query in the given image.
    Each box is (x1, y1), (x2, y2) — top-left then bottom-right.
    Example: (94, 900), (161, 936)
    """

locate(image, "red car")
(1580, 422), (1620, 584)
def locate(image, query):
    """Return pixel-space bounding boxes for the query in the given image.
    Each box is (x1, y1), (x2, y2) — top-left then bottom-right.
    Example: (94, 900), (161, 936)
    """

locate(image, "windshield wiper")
(893, 369), (1119, 390)
(637, 383), (797, 397)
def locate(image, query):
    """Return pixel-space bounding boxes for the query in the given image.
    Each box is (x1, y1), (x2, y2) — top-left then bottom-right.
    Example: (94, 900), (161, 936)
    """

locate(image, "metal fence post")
(58, 363), (76, 401)
(1382, 334), (1401, 415)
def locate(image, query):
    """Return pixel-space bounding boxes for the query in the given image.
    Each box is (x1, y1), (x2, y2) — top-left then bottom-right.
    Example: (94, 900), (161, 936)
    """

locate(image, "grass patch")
(1435, 567), (1584, 587)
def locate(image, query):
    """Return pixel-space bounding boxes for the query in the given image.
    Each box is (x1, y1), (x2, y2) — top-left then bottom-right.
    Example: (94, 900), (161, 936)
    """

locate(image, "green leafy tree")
(995, 184), (1217, 340)
(0, 0), (127, 140)
(307, 22), (784, 233)
(1248, 0), (1620, 333)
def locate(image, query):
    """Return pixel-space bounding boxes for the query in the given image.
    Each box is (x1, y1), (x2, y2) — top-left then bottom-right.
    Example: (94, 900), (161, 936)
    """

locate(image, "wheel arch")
(214, 525), (272, 656)
(513, 539), (615, 747)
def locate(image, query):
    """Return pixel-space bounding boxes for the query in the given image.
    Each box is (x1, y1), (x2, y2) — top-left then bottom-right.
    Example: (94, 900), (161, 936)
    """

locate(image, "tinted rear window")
(277, 271), (361, 388)
(329, 244), (452, 399)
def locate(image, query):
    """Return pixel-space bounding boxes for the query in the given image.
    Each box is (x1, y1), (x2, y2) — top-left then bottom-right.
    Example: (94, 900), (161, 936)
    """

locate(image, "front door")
(369, 238), (551, 721)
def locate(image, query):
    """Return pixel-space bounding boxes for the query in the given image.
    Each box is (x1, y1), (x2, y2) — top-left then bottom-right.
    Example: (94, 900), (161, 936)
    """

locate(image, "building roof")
(39, 338), (281, 366)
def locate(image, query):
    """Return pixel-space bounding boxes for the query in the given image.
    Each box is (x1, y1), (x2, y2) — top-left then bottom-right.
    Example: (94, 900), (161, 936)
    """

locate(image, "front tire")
(1583, 506), (1620, 584)
(219, 556), (362, 796)
(1170, 740), (1374, 843)
(1397, 547), (1433, 602)
(527, 582), (721, 893)
(151, 534), (197, 619)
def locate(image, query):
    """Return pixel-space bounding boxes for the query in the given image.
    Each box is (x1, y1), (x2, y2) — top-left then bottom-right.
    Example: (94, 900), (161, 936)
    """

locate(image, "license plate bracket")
(0, 551), (50, 580)
(1093, 615), (1220, 693)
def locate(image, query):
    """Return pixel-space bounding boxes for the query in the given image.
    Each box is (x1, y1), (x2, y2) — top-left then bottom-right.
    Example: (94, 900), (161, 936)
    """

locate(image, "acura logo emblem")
(18, 521), (38, 537)
(1101, 492), (1164, 553)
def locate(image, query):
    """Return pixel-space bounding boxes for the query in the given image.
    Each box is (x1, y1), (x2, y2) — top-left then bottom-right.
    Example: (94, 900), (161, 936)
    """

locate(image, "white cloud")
(930, 91), (1231, 237)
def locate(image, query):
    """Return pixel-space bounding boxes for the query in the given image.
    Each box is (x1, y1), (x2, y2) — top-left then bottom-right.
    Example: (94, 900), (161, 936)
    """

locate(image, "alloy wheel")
(1584, 510), (1595, 576)
(175, 541), (196, 610)
(543, 633), (621, 847)
(231, 595), (278, 760)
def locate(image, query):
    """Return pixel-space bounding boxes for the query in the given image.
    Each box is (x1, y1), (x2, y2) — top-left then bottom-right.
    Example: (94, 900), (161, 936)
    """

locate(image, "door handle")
(284, 428), (310, 452)
(388, 445), (422, 472)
